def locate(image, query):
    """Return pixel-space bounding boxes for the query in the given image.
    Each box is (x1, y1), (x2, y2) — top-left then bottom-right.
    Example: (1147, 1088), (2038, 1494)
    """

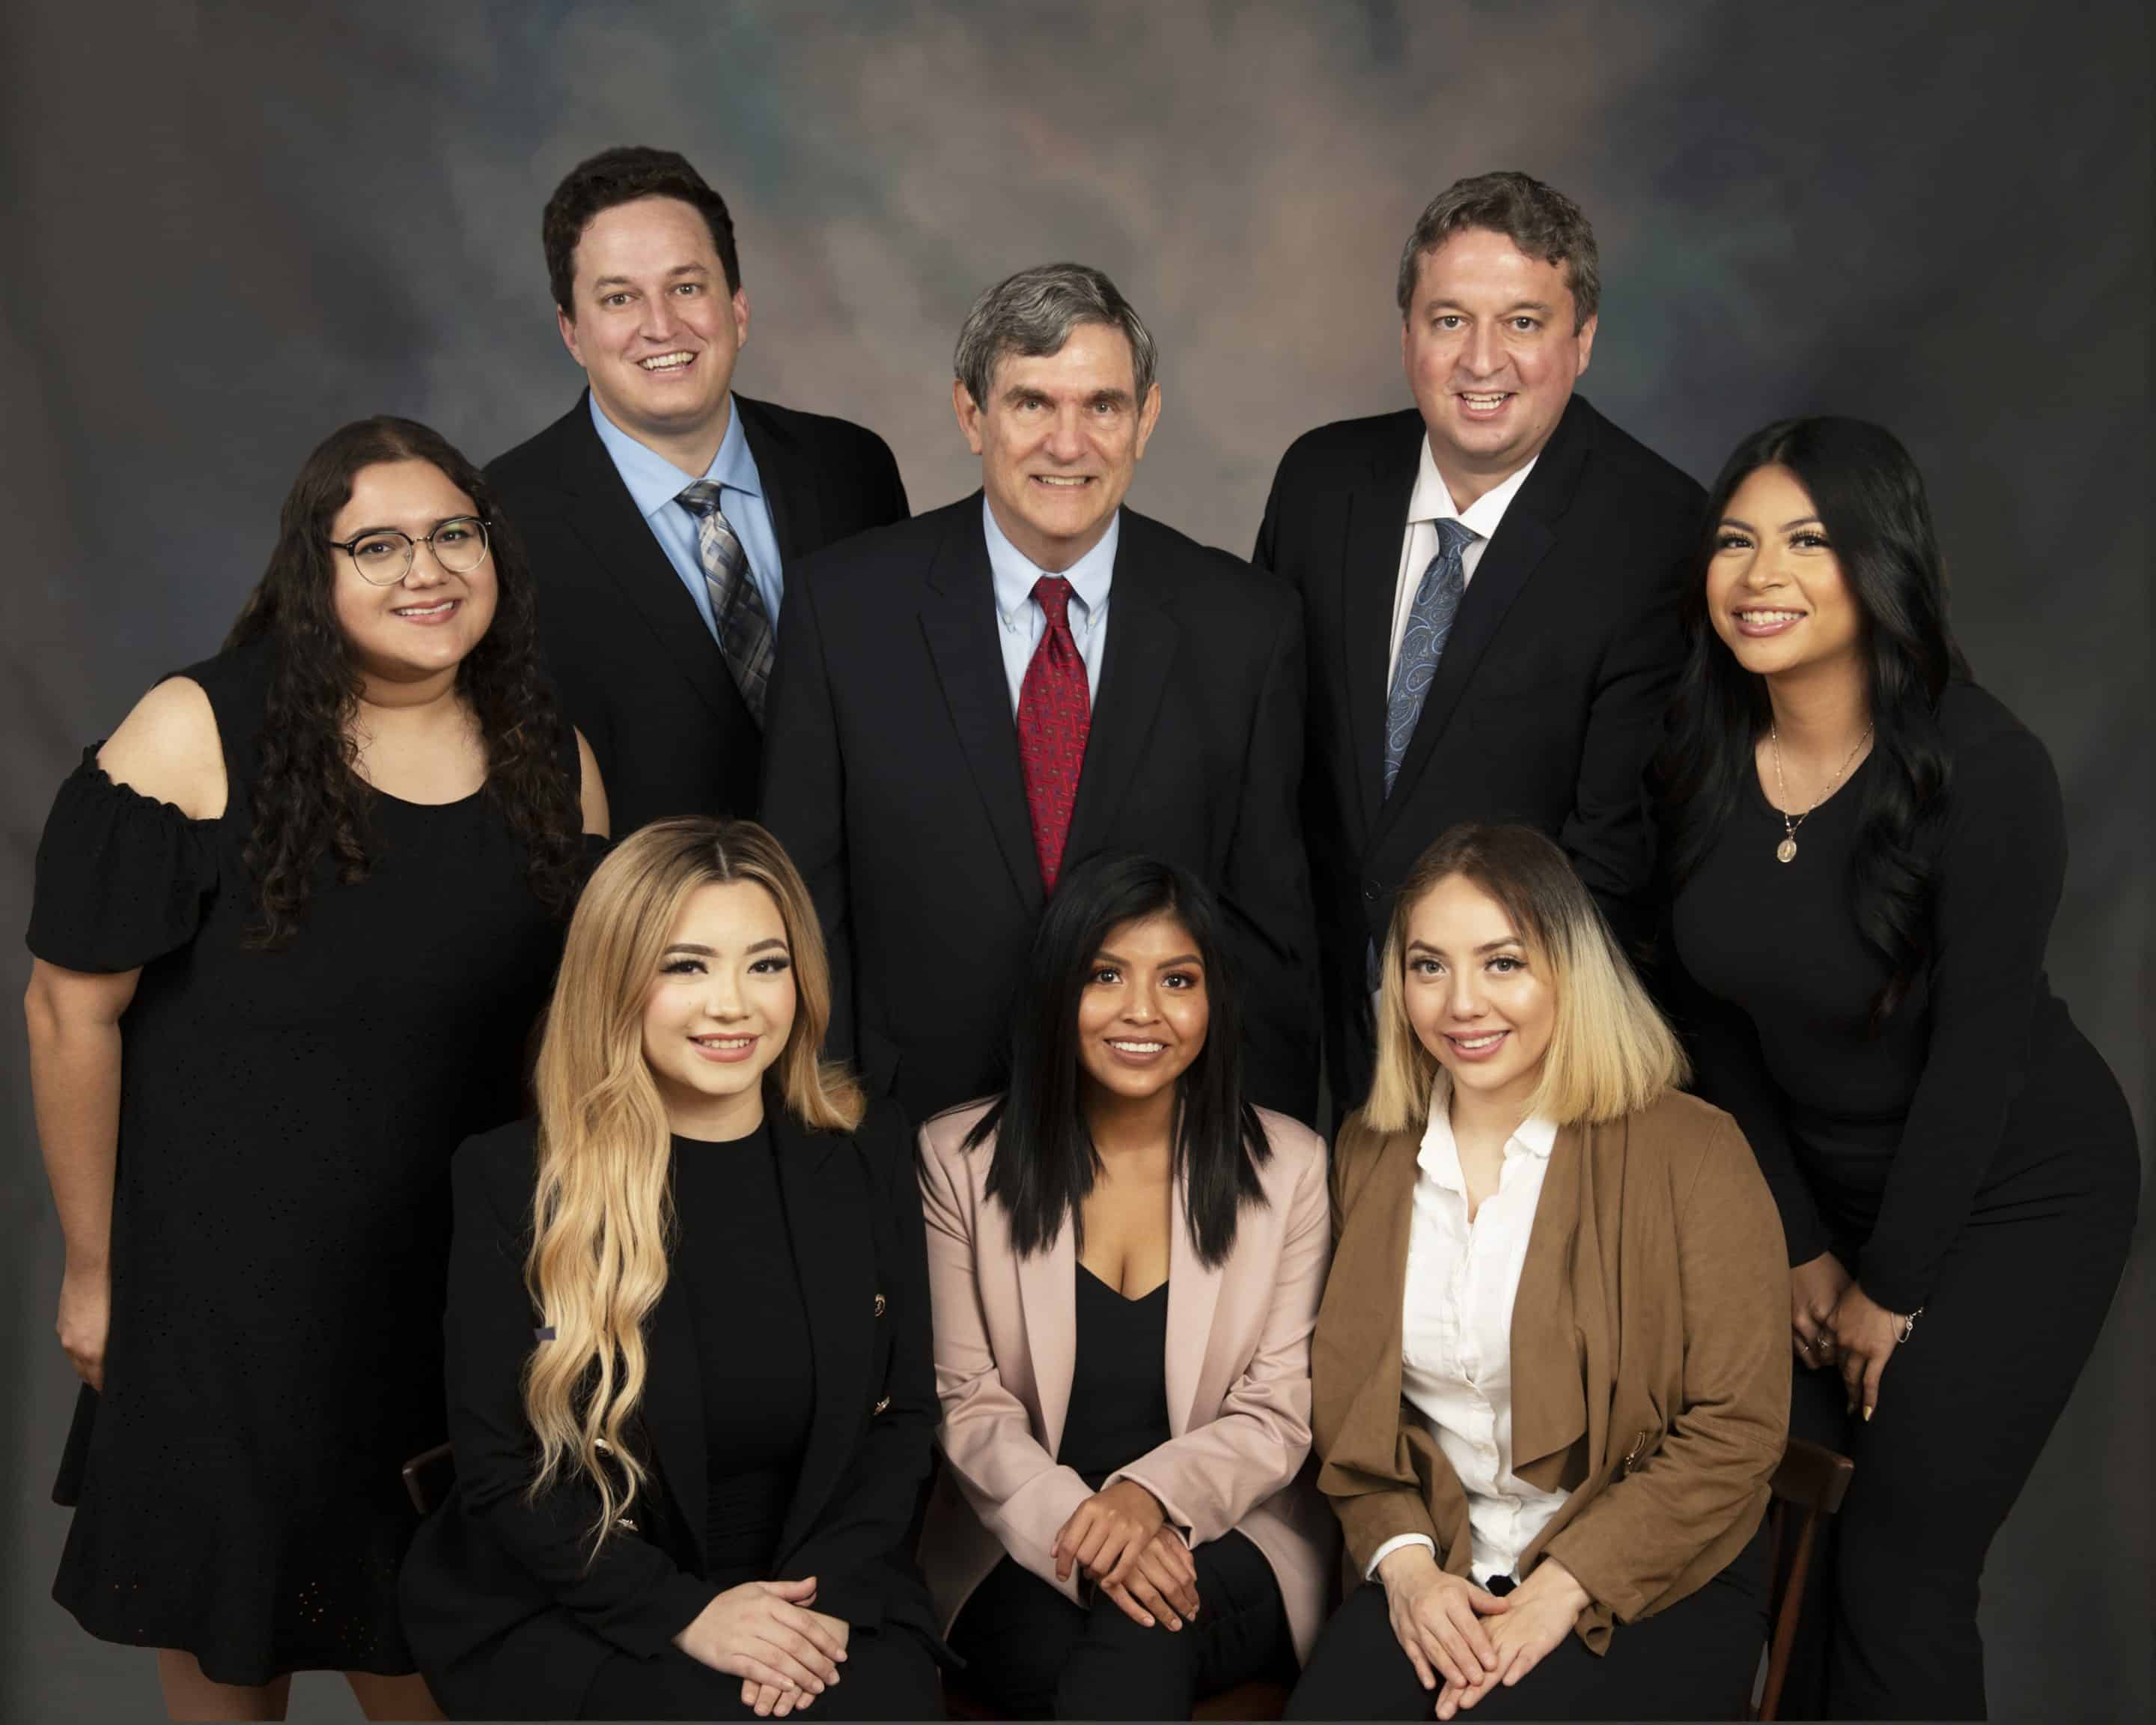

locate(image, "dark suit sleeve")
(761, 559), (856, 1062)
(1559, 501), (1696, 954)
(1251, 451), (1288, 572)
(443, 1142), (715, 1655)
(779, 1110), (938, 1625)
(868, 431), (908, 525)
(1222, 592), (1320, 1122)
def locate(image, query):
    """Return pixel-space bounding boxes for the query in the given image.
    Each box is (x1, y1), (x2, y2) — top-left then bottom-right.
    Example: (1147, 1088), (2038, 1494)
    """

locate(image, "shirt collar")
(984, 496), (1120, 625)
(1416, 1070), (1559, 1190)
(588, 390), (760, 526)
(1408, 436), (1538, 542)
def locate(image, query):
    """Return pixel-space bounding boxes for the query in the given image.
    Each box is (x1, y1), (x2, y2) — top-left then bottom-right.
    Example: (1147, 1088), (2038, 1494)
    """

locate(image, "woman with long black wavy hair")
(24, 417), (606, 1720)
(1657, 416), (2137, 1719)
(917, 854), (1335, 1719)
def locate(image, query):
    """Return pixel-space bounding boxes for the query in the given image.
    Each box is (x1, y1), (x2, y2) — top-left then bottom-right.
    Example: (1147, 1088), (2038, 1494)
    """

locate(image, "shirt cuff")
(1365, 1533), (1437, 1581)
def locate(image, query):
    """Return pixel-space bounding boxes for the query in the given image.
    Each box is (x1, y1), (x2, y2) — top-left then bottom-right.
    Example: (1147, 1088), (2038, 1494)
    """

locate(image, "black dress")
(1668, 681), (2138, 1719)
(27, 645), (574, 1684)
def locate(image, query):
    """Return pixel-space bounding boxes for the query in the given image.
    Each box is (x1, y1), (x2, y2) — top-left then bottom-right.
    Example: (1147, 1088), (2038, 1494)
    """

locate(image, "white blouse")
(1366, 1080), (1571, 1585)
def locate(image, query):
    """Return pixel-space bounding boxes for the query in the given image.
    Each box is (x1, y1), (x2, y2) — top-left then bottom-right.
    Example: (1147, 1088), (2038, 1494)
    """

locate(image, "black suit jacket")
(1255, 393), (1701, 1114)
(762, 496), (1318, 1126)
(488, 392), (908, 835)
(397, 1099), (939, 1721)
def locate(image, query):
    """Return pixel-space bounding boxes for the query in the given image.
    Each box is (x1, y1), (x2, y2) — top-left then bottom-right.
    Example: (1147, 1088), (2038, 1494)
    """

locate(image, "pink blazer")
(916, 1101), (1338, 1661)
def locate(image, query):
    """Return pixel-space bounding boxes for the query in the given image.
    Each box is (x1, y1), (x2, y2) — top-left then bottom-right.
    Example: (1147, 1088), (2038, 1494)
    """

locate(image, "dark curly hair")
(543, 145), (740, 314)
(1657, 416), (1964, 1026)
(224, 416), (587, 946)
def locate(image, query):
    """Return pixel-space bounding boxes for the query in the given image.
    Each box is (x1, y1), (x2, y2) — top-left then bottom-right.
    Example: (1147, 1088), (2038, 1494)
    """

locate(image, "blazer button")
(1362, 880), (1381, 902)
(873, 1292), (886, 1317)
(872, 1395), (892, 1416)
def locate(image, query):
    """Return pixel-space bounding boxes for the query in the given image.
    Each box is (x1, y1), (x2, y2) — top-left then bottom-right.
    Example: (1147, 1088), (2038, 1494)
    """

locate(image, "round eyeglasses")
(327, 515), (491, 585)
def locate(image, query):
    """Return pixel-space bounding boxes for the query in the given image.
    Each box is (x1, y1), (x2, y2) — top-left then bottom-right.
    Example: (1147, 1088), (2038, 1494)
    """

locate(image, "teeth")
(1034, 475), (1089, 486)
(395, 600), (454, 616)
(641, 352), (694, 370)
(1109, 1040), (1166, 1053)
(1737, 609), (1803, 623)
(693, 1035), (754, 1047)
(1460, 392), (1507, 407)
(1453, 1032), (1505, 1049)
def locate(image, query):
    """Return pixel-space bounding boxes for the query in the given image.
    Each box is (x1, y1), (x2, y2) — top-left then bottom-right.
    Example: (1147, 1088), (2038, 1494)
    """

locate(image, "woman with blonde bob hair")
(401, 819), (945, 1722)
(1289, 824), (1788, 1722)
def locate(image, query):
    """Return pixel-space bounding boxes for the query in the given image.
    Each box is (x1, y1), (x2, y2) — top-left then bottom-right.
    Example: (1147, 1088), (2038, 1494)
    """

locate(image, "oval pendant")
(1776, 837), (1798, 864)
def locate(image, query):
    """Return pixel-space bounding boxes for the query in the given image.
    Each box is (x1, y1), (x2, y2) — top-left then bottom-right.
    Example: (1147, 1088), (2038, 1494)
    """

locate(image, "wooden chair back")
(1752, 1437), (1855, 1721)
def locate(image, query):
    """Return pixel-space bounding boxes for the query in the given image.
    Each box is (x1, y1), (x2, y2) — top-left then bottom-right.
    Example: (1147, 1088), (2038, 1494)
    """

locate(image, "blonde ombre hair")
(1362, 824), (1687, 1135)
(521, 818), (863, 1550)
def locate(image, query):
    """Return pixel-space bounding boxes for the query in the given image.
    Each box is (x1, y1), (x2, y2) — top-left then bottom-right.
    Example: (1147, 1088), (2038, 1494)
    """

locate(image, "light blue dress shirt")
(587, 392), (785, 637)
(983, 497), (1118, 714)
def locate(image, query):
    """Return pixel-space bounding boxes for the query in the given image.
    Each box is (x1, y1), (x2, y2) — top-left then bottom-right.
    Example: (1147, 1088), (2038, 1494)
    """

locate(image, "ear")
(557, 304), (585, 370)
(952, 377), (985, 455)
(1131, 382), (1163, 463)
(1573, 313), (1598, 377)
(731, 285), (752, 352)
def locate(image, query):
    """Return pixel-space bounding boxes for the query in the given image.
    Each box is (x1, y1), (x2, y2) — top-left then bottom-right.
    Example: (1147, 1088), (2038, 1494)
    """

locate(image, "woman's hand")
(674, 1576), (847, 1700)
(1830, 1282), (1908, 1420)
(1053, 1479), (1166, 1588)
(1374, 1544), (1510, 1691)
(1434, 1557), (1589, 1718)
(1099, 1525), (1202, 1630)
(1789, 1250), (1852, 1369)
(56, 1262), (110, 1393)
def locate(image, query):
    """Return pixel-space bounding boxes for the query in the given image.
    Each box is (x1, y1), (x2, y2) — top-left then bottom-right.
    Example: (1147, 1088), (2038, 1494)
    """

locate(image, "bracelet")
(1892, 1306), (1923, 1345)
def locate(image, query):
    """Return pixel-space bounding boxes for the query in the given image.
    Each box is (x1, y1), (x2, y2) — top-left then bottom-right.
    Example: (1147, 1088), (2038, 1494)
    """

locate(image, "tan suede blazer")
(1312, 1088), (1788, 1652)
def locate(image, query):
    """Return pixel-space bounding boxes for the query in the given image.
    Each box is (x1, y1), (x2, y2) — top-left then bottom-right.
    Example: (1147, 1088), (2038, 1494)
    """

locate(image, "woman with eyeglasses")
(24, 416), (606, 1721)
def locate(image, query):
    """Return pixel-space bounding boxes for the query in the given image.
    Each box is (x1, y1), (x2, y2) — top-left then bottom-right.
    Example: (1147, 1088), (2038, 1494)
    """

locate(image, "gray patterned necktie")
(677, 481), (775, 725)
(1381, 517), (1477, 796)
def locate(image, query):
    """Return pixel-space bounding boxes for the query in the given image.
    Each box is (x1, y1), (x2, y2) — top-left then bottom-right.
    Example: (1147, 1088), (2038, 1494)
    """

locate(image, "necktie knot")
(1032, 574), (1077, 633)
(677, 480), (725, 520)
(1434, 517), (1476, 561)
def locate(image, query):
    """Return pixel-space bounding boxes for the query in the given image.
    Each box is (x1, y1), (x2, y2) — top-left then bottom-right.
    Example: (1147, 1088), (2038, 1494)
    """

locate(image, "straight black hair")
(1657, 416), (1964, 1026)
(964, 853), (1271, 1266)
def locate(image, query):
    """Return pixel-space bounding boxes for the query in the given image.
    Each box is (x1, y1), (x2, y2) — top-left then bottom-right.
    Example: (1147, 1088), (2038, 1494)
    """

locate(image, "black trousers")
(579, 1623), (944, 1721)
(1781, 1128), (2138, 1721)
(948, 1530), (1294, 1720)
(1286, 1523), (1768, 1721)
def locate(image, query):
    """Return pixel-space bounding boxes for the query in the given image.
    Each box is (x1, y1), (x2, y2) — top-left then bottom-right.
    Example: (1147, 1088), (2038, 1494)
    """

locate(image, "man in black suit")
(764, 264), (1316, 1125)
(490, 147), (907, 833)
(1255, 171), (1702, 1119)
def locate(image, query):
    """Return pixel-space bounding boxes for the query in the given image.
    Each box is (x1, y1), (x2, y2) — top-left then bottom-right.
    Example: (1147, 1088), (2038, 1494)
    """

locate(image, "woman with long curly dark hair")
(24, 416), (607, 1721)
(1657, 416), (2137, 1719)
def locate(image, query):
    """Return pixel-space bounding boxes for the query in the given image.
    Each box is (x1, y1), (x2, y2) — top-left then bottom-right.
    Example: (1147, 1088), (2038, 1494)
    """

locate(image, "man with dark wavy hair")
(1255, 170), (1702, 1125)
(490, 145), (909, 832)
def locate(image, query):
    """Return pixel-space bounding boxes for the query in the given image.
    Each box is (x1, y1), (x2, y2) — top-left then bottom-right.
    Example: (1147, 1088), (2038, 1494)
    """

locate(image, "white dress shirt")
(1384, 440), (1539, 687)
(984, 497), (1117, 713)
(1365, 1077), (1570, 1585)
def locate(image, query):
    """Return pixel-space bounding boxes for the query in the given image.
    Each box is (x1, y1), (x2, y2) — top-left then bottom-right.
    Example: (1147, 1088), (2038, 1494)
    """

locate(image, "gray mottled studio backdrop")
(3, 1), (2149, 1719)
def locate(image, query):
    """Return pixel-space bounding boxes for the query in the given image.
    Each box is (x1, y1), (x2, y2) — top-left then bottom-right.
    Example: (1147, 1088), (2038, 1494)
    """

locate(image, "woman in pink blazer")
(917, 854), (1336, 1719)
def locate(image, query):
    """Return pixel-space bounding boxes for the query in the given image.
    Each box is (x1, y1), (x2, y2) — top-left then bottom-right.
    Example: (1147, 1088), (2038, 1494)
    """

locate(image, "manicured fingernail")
(1863, 1406), (1873, 1422)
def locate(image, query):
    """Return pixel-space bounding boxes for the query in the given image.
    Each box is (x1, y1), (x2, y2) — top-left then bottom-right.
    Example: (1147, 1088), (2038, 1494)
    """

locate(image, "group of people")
(23, 145), (2137, 1723)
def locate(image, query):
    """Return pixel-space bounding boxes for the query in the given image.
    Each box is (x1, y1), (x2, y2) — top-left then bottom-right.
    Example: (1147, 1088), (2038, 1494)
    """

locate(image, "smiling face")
(1401, 226), (1595, 502)
(1706, 463), (1868, 681)
(954, 321), (1161, 573)
(639, 879), (797, 1140)
(328, 460), (498, 692)
(1401, 873), (1556, 1118)
(558, 195), (749, 466)
(1073, 911), (1210, 1110)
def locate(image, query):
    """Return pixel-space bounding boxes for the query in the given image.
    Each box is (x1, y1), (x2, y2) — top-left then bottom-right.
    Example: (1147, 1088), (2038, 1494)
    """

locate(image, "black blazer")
(761, 495), (1318, 1126)
(397, 1100), (939, 1721)
(488, 392), (909, 835)
(1255, 393), (1702, 1115)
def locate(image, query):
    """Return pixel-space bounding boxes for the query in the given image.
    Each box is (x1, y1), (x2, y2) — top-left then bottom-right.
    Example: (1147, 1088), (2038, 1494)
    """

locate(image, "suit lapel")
(737, 395), (826, 572)
(920, 502), (1045, 918)
(554, 395), (740, 725)
(1342, 425), (1422, 843)
(1017, 1212), (1079, 1456)
(1373, 398), (1593, 845)
(773, 1110), (874, 1557)
(1064, 514), (1179, 866)
(1163, 1160), (1225, 1435)
(642, 1238), (710, 1569)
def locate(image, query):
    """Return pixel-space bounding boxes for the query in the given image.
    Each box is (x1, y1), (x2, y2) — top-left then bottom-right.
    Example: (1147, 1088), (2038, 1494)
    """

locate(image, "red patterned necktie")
(1016, 575), (1092, 892)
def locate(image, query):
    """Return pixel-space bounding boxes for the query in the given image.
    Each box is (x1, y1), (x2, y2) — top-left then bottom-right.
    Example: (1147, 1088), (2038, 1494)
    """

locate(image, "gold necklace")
(1769, 723), (1873, 863)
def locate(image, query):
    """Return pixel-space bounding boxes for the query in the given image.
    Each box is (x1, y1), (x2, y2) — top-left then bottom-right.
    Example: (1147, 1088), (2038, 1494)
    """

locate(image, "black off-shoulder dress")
(28, 644), (573, 1684)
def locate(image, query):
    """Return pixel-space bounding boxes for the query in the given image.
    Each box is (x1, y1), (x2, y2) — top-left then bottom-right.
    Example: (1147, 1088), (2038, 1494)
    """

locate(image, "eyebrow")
(1002, 385), (1134, 409)
(342, 514), (476, 537)
(1423, 298), (1555, 317)
(590, 264), (709, 289)
(1093, 949), (1204, 969)
(1720, 515), (1824, 532)
(1404, 937), (1523, 957)
(661, 937), (790, 958)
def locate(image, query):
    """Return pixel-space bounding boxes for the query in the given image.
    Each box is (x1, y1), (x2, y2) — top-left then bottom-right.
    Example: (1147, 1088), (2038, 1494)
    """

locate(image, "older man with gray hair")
(764, 261), (1316, 1128)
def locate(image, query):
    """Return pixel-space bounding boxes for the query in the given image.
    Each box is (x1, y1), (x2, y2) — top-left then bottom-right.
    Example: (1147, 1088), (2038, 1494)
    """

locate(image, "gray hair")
(1395, 171), (1600, 330)
(953, 262), (1158, 407)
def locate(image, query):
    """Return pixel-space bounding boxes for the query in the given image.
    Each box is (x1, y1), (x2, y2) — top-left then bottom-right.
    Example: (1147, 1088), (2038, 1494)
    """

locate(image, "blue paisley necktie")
(1381, 517), (1477, 797)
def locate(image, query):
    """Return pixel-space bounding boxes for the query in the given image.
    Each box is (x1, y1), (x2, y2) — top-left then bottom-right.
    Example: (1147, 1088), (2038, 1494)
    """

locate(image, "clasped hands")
(1375, 1544), (1587, 1719)
(1053, 1477), (1202, 1631)
(673, 1575), (849, 1718)
(1789, 1250), (1909, 1420)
